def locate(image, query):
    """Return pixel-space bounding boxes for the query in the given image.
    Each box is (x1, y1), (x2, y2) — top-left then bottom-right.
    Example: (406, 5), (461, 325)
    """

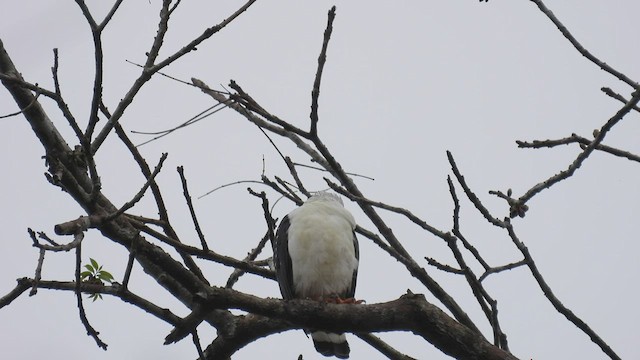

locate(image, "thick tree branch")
(192, 288), (518, 360)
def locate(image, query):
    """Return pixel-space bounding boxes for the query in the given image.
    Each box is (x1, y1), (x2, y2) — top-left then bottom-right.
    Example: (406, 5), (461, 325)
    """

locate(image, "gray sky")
(1, 1), (638, 359)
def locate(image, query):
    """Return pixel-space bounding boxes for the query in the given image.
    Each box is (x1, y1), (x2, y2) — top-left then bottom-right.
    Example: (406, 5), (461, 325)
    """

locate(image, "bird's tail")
(311, 331), (350, 359)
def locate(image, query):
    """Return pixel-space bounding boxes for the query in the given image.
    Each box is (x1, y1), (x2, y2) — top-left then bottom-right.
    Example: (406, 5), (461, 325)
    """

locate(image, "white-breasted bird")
(273, 192), (359, 358)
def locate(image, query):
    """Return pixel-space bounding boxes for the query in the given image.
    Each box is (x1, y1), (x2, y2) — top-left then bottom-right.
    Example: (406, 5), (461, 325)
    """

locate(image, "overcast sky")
(1, 1), (638, 359)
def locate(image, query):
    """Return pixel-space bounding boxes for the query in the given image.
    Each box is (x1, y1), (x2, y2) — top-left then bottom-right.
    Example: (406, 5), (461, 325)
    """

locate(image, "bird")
(273, 192), (359, 359)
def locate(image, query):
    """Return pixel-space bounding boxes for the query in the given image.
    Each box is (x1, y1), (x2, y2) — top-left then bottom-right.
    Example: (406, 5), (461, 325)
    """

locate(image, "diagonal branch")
(504, 220), (620, 360)
(529, 0), (639, 89)
(177, 166), (210, 251)
(355, 333), (417, 360)
(601, 87), (640, 113)
(447, 151), (506, 227)
(104, 153), (169, 222)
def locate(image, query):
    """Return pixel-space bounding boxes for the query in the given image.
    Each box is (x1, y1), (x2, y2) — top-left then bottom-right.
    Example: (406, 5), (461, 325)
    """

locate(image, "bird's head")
(306, 191), (344, 206)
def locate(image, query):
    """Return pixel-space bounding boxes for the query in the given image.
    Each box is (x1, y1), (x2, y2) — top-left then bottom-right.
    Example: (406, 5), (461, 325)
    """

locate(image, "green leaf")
(98, 271), (114, 283)
(88, 293), (102, 302)
(80, 271), (92, 280)
(84, 264), (95, 272)
(90, 258), (99, 270)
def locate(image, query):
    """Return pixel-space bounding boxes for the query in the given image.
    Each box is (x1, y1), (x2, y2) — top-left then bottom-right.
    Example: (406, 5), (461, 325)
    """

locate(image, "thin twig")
(192, 331), (205, 359)
(504, 220), (620, 360)
(479, 259), (528, 282)
(260, 175), (301, 205)
(516, 134), (640, 163)
(246, 189), (277, 247)
(326, 179), (451, 241)
(74, 0), (105, 141)
(447, 176), (491, 270)
(98, 0), (124, 31)
(530, 0), (638, 89)
(424, 257), (464, 274)
(91, 0), (258, 152)
(8, 278), (182, 326)
(0, 90), (40, 119)
(447, 151), (506, 227)
(121, 234), (138, 290)
(51, 48), (83, 141)
(445, 177), (505, 348)
(518, 91), (640, 205)
(309, 6), (336, 136)
(284, 157), (309, 199)
(137, 224), (274, 280)
(355, 333), (417, 360)
(226, 233), (270, 288)
(104, 153), (169, 222)
(601, 87), (640, 113)
(177, 166), (209, 251)
(74, 242), (108, 349)
(133, 101), (230, 147)
(199, 179), (265, 199)
(292, 161), (375, 181)
(30, 248), (46, 296)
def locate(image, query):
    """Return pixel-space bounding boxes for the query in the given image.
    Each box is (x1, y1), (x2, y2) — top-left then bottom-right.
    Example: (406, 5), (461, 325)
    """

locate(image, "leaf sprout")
(80, 258), (114, 302)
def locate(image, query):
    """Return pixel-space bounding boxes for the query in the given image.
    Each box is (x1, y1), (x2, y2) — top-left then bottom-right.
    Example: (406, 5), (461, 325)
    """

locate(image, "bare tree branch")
(355, 333), (417, 360)
(601, 87), (640, 113)
(90, 0), (257, 153)
(309, 6), (336, 136)
(516, 133), (640, 163)
(177, 166), (210, 251)
(104, 153), (169, 222)
(504, 220), (621, 360)
(193, 288), (518, 360)
(74, 241), (108, 349)
(529, 0), (639, 89)
(517, 90), (640, 206)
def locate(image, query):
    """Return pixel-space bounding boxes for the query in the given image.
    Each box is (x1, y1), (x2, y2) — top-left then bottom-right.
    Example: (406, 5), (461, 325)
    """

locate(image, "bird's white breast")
(287, 199), (357, 299)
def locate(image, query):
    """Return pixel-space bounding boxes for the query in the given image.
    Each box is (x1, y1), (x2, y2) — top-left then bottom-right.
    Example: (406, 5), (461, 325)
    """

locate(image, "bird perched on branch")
(273, 192), (360, 359)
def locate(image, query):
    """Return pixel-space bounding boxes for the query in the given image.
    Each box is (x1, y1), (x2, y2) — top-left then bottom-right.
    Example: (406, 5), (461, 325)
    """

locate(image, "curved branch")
(530, 0), (638, 89)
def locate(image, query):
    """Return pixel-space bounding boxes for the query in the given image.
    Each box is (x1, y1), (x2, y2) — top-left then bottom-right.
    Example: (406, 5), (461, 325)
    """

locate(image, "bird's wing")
(346, 230), (359, 299)
(273, 215), (295, 300)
